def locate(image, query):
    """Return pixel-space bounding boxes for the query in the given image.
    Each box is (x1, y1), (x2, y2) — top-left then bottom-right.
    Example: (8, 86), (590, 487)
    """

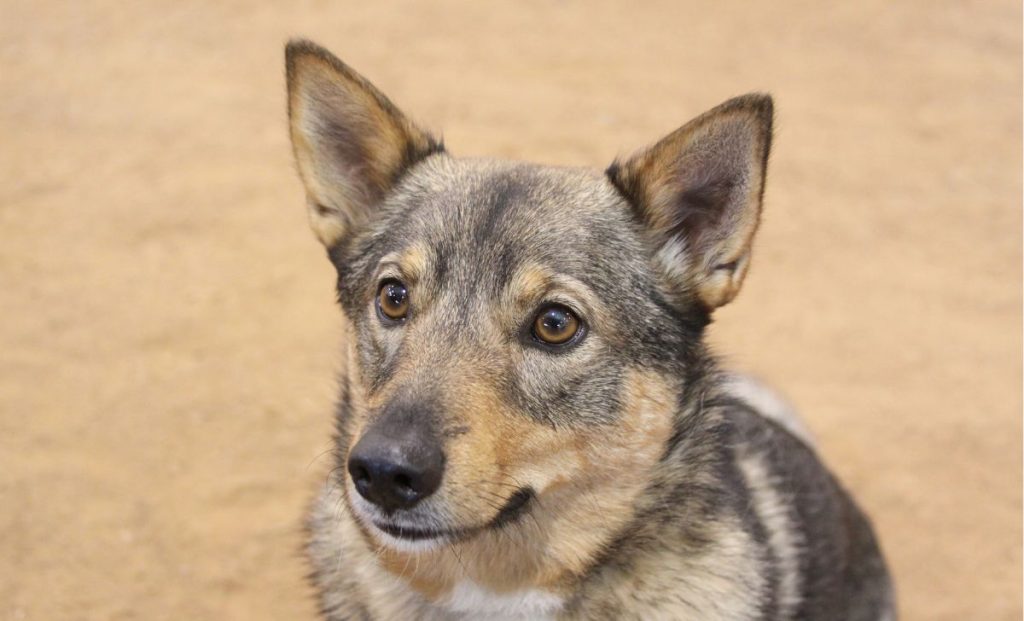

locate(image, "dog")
(285, 39), (895, 620)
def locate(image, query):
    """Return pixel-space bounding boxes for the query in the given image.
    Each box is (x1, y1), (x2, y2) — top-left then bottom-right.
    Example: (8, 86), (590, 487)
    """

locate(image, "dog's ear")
(286, 39), (443, 248)
(607, 94), (773, 309)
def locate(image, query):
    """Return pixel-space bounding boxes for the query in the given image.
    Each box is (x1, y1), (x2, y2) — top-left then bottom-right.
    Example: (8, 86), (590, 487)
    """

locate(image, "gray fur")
(286, 39), (895, 621)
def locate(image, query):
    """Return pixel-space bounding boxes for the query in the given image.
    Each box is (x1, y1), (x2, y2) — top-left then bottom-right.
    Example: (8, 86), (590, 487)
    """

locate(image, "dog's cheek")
(508, 368), (675, 499)
(435, 389), (507, 520)
(475, 369), (677, 582)
(339, 317), (401, 460)
(340, 333), (373, 453)
(500, 425), (586, 496)
(349, 312), (407, 396)
(436, 383), (582, 524)
(509, 342), (625, 427)
(583, 368), (677, 483)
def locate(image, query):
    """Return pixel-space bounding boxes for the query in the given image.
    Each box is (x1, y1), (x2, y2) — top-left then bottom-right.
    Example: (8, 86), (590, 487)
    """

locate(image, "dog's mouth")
(373, 521), (453, 541)
(370, 487), (535, 543)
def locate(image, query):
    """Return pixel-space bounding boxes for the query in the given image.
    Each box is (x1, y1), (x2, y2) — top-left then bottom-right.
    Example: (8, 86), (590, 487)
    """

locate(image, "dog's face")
(286, 41), (772, 557)
(321, 158), (708, 552)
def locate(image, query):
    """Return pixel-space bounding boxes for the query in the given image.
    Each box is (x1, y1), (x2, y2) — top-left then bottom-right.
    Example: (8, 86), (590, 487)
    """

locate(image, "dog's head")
(287, 41), (772, 557)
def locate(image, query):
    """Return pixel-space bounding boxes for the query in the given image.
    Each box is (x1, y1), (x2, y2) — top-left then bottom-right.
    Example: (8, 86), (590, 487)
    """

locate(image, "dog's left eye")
(532, 305), (581, 345)
(377, 280), (410, 321)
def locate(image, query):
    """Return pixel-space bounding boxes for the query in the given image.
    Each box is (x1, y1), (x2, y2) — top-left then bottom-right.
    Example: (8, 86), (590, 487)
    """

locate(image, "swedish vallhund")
(285, 39), (894, 620)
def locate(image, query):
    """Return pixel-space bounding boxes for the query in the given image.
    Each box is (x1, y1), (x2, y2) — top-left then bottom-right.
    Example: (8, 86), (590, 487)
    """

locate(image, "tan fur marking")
(361, 368), (677, 612)
(511, 263), (553, 306)
(374, 244), (432, 295)
(397, 244), (429, 283)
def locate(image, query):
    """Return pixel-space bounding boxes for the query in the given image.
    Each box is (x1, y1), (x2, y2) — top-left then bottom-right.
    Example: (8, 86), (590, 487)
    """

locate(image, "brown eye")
(533, 305), (581, 345)
(377, 280), (409, 321)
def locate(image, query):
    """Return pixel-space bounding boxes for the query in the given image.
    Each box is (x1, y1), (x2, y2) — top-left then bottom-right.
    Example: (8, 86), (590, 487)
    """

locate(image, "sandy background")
(1, 1), (1020, 619)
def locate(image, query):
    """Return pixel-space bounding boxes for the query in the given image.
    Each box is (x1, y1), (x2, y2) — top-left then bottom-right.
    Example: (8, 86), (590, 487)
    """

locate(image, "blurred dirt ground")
(1, 1), (1020, 619)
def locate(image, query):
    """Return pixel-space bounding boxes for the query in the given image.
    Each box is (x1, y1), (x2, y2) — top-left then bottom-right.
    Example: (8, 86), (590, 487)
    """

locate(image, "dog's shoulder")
(566, 374), (895, 620)
(720, 382), (896, 620)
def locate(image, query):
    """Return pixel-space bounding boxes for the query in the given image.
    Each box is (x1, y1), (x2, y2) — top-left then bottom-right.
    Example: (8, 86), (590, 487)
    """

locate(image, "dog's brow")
(375, 245), (431, 282)
(509, 263), (552, 302)
(507, 263), (598, 316)
(377, 258), (401, 271)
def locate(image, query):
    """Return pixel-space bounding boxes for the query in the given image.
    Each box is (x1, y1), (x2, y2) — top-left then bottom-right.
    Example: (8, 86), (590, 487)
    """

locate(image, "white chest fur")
(439, 580), (564, 620)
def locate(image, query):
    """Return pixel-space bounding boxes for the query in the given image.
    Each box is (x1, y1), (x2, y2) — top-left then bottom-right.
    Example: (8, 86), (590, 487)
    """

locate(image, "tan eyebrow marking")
(510, 263), (554, 307)
(504, 262), (601, 325)
(377, 242), (431, 284)
(399, 243), (429, 282)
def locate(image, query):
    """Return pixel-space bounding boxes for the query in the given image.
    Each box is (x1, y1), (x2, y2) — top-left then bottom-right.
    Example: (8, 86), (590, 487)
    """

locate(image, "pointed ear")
(286, 39), (443, 248)
(607, 94), (773, 309)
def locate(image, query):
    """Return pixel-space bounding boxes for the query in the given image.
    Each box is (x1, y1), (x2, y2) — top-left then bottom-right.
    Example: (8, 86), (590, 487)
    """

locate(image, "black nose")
(347, 422), (444, 514)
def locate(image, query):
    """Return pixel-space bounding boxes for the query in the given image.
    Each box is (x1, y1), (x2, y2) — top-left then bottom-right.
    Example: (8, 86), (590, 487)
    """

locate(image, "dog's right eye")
(377, 280), (410, 321)
(532, 304), (582, 346)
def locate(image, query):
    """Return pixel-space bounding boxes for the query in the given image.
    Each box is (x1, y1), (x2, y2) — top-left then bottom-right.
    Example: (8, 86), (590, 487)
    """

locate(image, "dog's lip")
(373, 521), (451, 541)
(370, 487), (535, 542)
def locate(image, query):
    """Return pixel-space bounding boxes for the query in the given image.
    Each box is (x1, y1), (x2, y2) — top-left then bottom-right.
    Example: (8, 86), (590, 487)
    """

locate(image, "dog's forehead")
(391, 156), (638, 276)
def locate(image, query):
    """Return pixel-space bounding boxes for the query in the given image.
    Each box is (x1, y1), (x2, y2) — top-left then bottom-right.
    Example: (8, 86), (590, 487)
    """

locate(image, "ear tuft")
(607, 93), (773, 309)
(286, 39), (443, 248)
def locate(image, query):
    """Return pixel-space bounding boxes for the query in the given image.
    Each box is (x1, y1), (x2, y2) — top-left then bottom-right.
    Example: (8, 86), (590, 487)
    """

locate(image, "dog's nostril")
(393, 472), (412, 492)
(352, 465), (371, 485)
